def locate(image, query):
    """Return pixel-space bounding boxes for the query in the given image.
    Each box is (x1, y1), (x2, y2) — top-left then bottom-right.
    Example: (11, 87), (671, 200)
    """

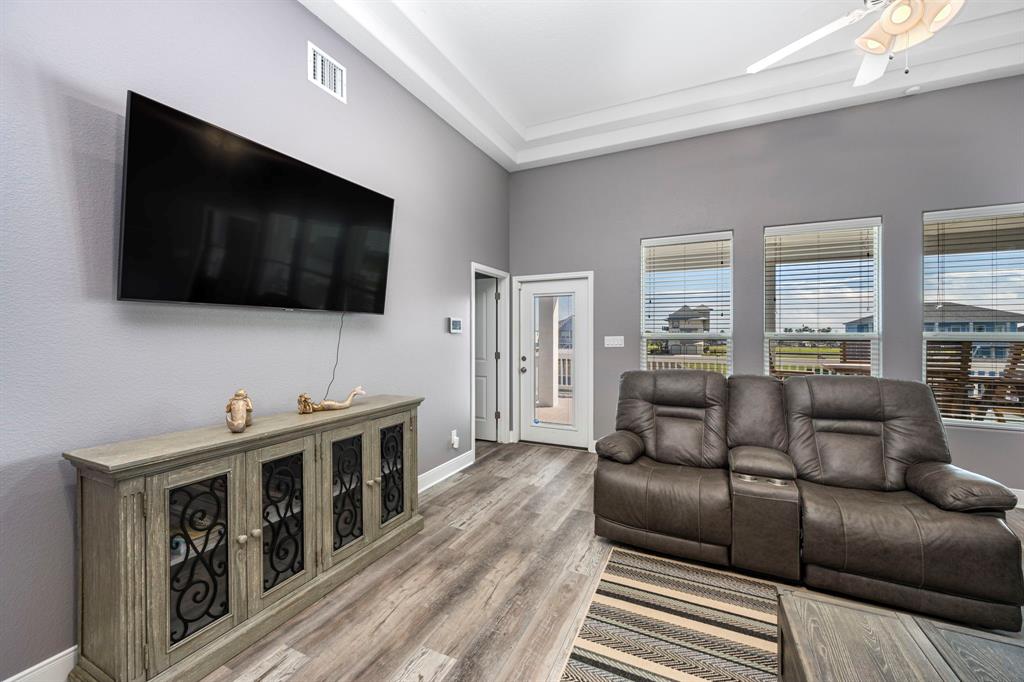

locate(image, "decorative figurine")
(297, 386), (366, 414)
(225, 389), (253, 433)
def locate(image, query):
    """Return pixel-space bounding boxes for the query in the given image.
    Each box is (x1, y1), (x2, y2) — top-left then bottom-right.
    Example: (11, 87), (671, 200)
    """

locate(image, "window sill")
(941, 418), (1023, 433)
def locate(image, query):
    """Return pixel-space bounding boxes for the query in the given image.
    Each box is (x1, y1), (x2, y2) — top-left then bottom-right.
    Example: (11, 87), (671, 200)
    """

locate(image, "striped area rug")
(561, 547), (779, 682)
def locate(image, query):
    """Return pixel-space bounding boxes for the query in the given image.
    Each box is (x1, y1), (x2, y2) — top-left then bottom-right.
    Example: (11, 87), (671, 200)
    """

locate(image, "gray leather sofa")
(594, 370), (1024, 631)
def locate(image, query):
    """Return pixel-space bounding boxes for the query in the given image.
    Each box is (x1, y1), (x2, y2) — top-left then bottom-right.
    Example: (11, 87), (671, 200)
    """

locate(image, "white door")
(517, 277), (591, 448)
(474, 276), (498, 441)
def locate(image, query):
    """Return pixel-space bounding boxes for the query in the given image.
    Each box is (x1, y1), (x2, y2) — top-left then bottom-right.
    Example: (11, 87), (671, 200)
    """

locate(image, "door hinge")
(495, 411), (501, 421)
(495, 290), (501, 301)
(494, 351), (501, 360)
(144, 643), (150, 675)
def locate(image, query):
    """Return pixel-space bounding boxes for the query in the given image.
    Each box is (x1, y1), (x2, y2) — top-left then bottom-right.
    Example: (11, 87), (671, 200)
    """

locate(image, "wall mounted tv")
(118, 91), (394, 314)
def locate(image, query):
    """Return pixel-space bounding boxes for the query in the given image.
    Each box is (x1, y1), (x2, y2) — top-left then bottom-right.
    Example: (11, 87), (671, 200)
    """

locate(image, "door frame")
(511, 271), (595, 449)
(470, 262), (511, 447)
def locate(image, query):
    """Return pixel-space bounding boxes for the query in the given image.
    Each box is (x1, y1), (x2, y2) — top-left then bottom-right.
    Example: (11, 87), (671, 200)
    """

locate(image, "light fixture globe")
(856, 23), (896, 54)
(923, 0), (965, 32)
(880, 0), (925, 34)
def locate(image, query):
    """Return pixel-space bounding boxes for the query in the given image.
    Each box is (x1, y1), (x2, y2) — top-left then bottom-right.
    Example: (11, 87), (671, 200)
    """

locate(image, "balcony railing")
(924, 339), (1023, 425)
(767, 339), (875, 378)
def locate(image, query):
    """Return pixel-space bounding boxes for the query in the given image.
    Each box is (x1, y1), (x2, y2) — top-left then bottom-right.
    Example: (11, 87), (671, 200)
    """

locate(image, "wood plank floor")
(204, 441), (1024, 681)
(204, 441), (610, 682)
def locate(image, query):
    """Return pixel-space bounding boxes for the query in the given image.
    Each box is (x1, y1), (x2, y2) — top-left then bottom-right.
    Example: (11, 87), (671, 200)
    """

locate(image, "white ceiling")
(301, 0), (1024, 170)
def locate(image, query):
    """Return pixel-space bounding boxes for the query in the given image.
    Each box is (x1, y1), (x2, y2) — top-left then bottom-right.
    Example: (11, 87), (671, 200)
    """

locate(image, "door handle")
(236, 534), (248, 545)
(367, 479), (377, 488)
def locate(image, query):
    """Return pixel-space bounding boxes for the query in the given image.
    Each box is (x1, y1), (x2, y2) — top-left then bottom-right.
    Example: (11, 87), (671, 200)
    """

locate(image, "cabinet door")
(371, 412), (413, 538)
(146, 455), (247, 671)
(319, 423), (372, 571)
(246, 436), (317, 614)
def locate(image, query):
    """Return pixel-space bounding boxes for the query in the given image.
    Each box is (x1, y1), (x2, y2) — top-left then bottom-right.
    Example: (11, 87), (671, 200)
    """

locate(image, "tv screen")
(118, 91), (394, 314)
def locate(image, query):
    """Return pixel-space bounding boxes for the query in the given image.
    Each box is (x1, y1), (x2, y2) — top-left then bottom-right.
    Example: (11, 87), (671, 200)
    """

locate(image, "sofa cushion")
(616, 370), (728, 468)
(595, 456), (731, 546)
(786, 376), (951, 490)
(727, 375), (788, 451)
(798, 480), (1024, 606)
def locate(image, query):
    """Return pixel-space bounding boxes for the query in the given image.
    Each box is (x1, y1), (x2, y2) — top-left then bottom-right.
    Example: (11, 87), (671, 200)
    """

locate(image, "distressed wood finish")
(66, 396), (423, 682)
(779, 588), (1024, 682)
(318, 422), (373, 571)
(246, 436), (317, 615)
(64, 395), (422, 478)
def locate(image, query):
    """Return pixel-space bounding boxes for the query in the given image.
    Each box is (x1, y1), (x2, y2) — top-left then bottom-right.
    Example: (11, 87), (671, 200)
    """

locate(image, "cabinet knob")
(367, 479), (377, 488)
(251, 528), (262, 538)
(237, 534), (248, 545)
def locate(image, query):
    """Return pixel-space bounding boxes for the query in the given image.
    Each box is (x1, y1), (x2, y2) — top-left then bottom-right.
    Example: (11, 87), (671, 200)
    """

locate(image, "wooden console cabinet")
(63, 395), (424, 682)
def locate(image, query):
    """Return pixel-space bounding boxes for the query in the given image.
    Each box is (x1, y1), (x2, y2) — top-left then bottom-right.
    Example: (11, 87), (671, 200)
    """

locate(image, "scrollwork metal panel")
(332, 435), (363, 551)
(261, 453), (305, 592)
(380, 423), (404, 524)
(168, 475), (230, 646)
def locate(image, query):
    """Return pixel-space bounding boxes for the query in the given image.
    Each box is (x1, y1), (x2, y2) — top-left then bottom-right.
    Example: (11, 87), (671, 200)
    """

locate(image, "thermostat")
(448, 317), (463, 334)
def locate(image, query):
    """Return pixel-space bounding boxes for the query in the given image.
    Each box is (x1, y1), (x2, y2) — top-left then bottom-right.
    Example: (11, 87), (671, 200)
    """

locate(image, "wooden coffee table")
(778, 588), (1024, 681)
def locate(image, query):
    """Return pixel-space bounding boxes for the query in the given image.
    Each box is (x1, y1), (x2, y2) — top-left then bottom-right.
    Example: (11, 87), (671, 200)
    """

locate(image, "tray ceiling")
(300, 0), (1024, 170)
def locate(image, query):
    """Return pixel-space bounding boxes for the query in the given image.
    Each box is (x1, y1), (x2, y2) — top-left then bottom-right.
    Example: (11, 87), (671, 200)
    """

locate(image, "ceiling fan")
(746, 0), (966, 86)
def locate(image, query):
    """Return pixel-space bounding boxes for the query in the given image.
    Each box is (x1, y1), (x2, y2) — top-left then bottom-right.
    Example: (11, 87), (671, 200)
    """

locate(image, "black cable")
(323, 312), (345, 401)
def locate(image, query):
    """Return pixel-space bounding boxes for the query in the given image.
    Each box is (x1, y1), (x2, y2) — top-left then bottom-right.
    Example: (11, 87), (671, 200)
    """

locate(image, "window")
(764, 218), (881, 378)
(923, 203), (1024, 428)
(641, 231), (732, 374)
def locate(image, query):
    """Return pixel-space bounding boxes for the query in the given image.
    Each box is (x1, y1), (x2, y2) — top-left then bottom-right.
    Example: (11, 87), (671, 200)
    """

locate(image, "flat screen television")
(118, 91), (394, 314)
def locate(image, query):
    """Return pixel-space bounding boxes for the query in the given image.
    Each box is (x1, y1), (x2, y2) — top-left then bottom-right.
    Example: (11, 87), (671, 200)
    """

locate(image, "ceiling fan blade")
(853, 51), (890, 86)
(746, 8), (871, 74)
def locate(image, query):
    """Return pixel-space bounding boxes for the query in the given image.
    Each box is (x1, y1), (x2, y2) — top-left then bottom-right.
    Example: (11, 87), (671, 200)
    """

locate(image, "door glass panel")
(533, 293), (575, 425)
(261, 453), (305, 592)
(168, 475), (230, 645)
(331, 435), (364, 550)
(380, 424), (404, 524)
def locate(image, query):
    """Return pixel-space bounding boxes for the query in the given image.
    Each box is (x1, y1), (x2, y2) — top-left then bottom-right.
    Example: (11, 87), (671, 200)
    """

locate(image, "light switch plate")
(604, 335), (625, 348)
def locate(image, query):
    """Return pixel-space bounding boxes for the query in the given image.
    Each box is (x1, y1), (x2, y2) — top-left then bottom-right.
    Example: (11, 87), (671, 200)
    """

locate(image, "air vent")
(308, 41), (346, 103)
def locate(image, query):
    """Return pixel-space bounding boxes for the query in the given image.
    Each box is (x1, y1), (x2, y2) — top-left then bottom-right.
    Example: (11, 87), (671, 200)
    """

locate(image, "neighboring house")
(558, 314), (573, 348)
(666, 305), (711, 332)
(845, 302), (1024, 359)
(664, 305), (711, 355)
(845, 302), (1024, 333)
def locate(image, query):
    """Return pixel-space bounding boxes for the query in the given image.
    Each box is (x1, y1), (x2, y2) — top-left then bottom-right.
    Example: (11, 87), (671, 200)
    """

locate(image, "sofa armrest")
(906, 462), (1018, 512)
(728, 446), (796, 480)
(595, 430), (644, 464)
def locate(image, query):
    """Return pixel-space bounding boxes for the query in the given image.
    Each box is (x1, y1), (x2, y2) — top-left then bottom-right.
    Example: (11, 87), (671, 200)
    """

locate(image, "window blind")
(641, 232), (732, 375)
(922, 204), (1024, 427)
(763, 218), (881, 378)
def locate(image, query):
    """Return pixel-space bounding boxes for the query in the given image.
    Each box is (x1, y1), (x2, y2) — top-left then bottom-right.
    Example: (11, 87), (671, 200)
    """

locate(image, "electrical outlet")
(450, 429), (460, 449)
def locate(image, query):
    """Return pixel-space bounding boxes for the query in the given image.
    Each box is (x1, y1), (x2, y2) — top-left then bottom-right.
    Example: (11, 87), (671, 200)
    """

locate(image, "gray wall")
(510, 76), (1024, 489)
(0, 1), (507, 675)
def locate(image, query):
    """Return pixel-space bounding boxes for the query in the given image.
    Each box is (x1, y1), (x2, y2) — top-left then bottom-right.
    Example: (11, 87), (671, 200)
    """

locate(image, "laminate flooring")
(204, 440), (1024, 680)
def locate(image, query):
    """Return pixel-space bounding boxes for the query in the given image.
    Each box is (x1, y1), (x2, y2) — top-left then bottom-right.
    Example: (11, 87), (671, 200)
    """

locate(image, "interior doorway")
(471, 263), (510, 446)
(513, 272), (593, 449)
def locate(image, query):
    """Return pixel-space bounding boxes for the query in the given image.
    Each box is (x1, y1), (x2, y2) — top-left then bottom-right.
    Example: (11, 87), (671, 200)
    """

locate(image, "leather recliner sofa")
(594, 370), (1024, 631)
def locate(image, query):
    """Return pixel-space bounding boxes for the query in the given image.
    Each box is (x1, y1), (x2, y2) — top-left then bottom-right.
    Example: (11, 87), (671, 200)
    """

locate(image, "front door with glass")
(517, 277), (591, 448)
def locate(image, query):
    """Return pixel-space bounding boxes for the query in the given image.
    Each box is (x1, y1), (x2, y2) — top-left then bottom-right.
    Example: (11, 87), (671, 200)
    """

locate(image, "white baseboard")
(3, 647), (76, 682)
(418, 448), (475, 493)
(1011, 488), (1024, 509)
